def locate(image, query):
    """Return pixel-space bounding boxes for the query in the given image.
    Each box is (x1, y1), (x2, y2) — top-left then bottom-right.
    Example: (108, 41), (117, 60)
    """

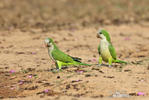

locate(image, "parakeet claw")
(108, 65), (112, 67)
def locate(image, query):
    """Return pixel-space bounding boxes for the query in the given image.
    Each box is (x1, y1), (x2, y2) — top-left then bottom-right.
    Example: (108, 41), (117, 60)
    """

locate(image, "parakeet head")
(97, 29), (111, 42)
(44, 38), (54, 47)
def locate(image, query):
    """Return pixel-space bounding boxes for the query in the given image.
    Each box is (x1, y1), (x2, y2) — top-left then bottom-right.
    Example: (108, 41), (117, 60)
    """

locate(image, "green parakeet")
(97, 29), (127, 67)
(45, 38), (91, 70)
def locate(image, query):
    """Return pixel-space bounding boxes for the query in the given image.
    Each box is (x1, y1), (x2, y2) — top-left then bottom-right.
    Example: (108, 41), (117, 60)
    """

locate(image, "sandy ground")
(0, 24), (149, 100)
(0, 0), (149, 100)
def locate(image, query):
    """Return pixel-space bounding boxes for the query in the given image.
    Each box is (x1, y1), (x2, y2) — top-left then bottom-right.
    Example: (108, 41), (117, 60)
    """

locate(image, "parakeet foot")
(108, 65), (112, 67)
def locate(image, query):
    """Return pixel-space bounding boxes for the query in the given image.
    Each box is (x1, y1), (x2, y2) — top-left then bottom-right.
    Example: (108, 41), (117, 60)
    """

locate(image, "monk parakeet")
(97, 29), (127, 67)
(45, 38), (91, 70)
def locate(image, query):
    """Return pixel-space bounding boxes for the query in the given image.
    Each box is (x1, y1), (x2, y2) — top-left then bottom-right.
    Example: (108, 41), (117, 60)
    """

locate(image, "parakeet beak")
(44, 38), (51, 47)
(96, 34), (101, 38)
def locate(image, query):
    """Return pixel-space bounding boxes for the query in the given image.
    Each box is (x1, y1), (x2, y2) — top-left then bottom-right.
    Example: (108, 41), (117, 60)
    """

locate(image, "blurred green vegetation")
(0, 0), (149, 30)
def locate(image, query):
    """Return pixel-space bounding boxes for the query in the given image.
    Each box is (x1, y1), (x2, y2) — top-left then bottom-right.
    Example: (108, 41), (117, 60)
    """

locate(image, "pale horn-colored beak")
(96, 34), (101, 38)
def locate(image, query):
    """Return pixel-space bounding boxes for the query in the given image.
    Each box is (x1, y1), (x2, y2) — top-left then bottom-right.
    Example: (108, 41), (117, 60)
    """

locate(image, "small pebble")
(57, 76), (60, 79)
(112, 92), (129, 98)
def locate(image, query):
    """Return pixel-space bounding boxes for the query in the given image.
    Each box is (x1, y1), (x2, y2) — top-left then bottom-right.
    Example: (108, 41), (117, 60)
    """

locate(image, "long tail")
(64, 61), (92, 66)
(77, 62), (92, 66)
(114, 59), (127, 64)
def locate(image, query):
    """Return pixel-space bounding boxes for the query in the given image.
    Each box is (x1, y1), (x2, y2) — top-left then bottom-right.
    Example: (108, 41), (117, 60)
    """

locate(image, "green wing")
(108, 44), (117, 60)
(51, 49), (76, 63)
(98, 45), (101, 54)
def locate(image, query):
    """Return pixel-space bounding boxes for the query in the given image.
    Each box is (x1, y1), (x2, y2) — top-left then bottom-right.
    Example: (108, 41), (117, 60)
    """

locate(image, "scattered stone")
(112, 92), (130, 98)
(85, 74), (91, 77)
(124, 69), (131, 72)
(129, 92), (137, 96)
(57, 76), (60, 79)
(104, 76), (114, 78)
(72, 80), (82, 83)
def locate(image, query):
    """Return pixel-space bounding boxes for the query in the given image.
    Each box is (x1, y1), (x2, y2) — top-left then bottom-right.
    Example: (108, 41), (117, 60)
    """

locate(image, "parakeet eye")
(99, 32), (102, 34)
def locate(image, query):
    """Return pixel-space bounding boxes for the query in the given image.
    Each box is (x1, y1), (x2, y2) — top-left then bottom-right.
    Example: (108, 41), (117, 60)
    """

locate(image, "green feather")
(45, 38), (91, 69)
(114, 59), (127, 64)
(100, 30), (111, 43)
(108, 44), (116, 60)
(97, 30), (127, 66)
